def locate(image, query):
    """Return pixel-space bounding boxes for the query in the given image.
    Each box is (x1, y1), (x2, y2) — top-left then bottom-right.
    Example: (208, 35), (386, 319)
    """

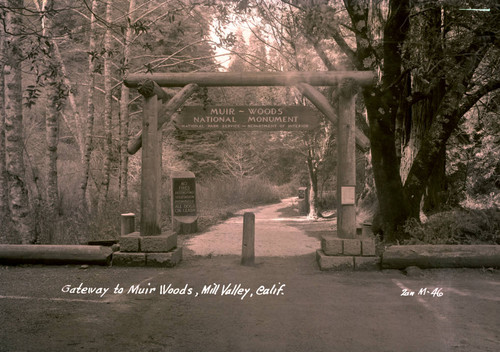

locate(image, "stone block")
(321, 236), (343, 255)
(119, 232), (141, 252)
(354, 256), (380, 271)
(146, 247), (183, 267)
(141, 232), (177, 253)
(316, 250), (354, 271)
(361, 238), (376, 256)
(112, 252), (146, 266)
(343, 239), (361, 255)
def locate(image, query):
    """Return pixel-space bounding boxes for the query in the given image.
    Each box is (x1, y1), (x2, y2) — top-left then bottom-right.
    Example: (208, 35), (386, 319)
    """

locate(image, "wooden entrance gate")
(124, 71), (373, 239)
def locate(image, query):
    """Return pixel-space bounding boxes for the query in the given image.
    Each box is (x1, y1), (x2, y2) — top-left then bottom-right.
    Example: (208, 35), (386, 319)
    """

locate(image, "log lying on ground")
(0, 245), (113, 265)
(382, 245), (500, 269)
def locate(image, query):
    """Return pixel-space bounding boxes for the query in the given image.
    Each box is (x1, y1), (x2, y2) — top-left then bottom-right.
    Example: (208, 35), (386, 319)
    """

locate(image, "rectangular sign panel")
(172, 178), (197, 216)
(340, 186), (356, 205)
(174, 106), (321, 131)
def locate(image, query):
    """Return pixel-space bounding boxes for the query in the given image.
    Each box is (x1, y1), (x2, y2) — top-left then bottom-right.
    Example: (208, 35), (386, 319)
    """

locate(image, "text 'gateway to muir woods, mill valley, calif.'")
(174, 106), (321, 131)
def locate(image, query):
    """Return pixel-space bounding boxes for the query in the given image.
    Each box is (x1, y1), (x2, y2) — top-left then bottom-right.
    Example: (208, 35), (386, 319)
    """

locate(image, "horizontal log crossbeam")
(125, 71), (375, 88)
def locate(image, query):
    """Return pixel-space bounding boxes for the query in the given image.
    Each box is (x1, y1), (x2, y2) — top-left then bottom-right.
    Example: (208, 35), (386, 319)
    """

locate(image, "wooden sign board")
(172, 177), (197, 216)
(174, 106), (321, 131)
(171, 171), (198, 234)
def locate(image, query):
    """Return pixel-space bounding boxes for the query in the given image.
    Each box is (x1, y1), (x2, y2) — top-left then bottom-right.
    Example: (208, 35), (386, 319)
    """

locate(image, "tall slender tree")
(39, 0), (67, 243)
(0, 0), (9, 242)
(3, 0), (36, 243)
(100, 0), (114, 208)
(119, 0), (136, 203)
(79, 0), (98, 210)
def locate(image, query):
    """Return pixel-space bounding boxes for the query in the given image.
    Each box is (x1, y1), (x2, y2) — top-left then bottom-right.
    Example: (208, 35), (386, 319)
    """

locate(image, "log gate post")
(337, 79), (357, 239)
(137, 80), (168, 236)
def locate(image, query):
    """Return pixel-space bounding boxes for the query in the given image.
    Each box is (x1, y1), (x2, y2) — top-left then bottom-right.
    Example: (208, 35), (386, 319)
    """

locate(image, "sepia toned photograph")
(0, 0), (498, 351)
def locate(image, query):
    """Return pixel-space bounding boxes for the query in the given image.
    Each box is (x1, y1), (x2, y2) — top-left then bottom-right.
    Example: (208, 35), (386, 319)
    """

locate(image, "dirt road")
(0, 199), (498, 352)
(184, 197), (325, 257)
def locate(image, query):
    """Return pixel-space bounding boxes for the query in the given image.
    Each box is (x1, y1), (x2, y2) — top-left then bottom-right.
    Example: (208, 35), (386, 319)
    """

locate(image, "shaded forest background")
(0, 0), (499, 245)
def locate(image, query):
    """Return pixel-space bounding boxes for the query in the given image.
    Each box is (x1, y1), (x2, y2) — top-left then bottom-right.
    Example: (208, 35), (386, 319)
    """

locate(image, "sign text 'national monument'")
(174, 106), (320, 131)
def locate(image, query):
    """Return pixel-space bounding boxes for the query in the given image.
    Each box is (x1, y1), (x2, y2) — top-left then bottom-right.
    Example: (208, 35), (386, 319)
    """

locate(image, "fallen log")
(0, 245), (113, 265)
(382, 245), (500, 269)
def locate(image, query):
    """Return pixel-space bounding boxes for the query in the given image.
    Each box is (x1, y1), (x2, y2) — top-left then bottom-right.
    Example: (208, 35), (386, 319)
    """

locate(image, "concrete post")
(120, 213), (135, 236)
(241, 212), (255, 265)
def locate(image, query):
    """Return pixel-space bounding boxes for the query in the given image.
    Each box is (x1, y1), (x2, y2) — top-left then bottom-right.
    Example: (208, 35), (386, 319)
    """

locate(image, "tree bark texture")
(119, 0), (136, 202)
(41, 0), (62, 243)
(45, 84), (60, 243)
(33, 0), (84, 156)
(79, 0), (98, 210)
(0, 12), (9, 242)
(101, 0), (114, 206)
(4, 0), (36, 243)
(403, 24), (493, 218)
(399, 5), (447, 215)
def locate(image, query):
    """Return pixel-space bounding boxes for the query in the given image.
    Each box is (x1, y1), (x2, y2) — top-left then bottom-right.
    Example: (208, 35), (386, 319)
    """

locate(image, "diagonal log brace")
(128, 82), (199, 154)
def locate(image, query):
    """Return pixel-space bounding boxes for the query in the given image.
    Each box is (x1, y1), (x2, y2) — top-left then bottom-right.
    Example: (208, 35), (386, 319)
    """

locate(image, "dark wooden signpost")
(171, 171), (198, 233)
(172, 177), (197, 216)
(117, 71), (375, 268)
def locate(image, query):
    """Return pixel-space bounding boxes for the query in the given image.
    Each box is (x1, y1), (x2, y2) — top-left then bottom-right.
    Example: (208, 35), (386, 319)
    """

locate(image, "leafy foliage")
(403, 208), (500, 245)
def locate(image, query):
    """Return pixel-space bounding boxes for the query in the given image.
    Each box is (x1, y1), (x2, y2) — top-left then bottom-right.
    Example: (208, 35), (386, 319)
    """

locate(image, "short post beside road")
(120, 213), (135, 236)
(241, 212), (255, 266)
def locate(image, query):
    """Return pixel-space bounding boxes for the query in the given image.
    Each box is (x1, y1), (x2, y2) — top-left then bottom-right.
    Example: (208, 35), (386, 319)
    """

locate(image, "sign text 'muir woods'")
(174, 106), (320, 131)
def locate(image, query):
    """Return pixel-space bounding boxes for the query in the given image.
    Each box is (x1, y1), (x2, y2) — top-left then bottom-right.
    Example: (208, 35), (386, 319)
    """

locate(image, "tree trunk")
(0, 12), (10, 242)
(343, 0), (412, 241)
(100, 0), (114, 207)
(4, 0), (36, 244)
(363, 87), (410, 241)
(403, 20), (492, 218)
(422, 146), (447, 214)
(400, 4), (447, 216)
(119, 0), (136, 203)
(50, 39), (84, 156)
(79, 0), (98, 210)
(41, 0), (62, 244)
(45, 84), (60, 243)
